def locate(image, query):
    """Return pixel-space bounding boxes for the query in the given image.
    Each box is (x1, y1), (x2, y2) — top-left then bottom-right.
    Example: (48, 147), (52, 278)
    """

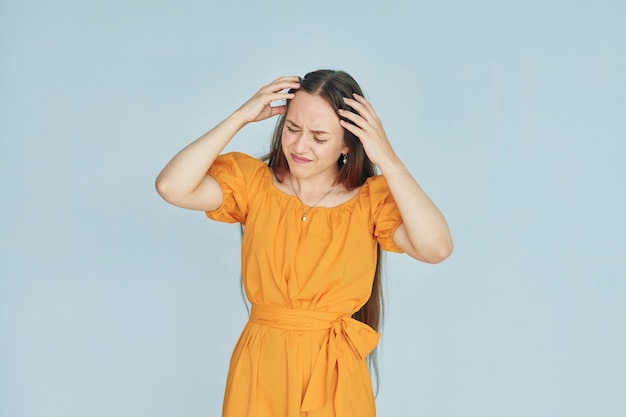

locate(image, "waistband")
(248, 303), (380, 415)
(250, 303), (350, 331)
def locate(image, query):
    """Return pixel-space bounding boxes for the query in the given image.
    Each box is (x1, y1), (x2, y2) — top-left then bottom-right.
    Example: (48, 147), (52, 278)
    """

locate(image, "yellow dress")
(206, 152), (403, 417)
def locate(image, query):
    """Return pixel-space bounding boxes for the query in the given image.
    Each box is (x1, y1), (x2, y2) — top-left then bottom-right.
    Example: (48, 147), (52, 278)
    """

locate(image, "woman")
(156, 70), (452, 417)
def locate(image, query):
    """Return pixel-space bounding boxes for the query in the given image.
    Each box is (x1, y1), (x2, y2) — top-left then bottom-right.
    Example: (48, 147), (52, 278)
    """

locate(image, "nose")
(292, 132), (309, 153)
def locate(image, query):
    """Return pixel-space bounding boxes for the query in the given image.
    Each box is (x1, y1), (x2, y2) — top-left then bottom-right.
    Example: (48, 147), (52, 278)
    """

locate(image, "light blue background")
(1, 0), (624, 416)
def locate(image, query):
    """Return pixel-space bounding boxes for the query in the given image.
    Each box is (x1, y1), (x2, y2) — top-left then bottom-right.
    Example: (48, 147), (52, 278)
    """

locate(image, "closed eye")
(286, 124), (327, 143)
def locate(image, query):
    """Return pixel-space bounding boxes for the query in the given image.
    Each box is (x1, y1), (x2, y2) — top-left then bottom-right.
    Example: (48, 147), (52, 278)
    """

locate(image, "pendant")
(302, 214), (307, 221)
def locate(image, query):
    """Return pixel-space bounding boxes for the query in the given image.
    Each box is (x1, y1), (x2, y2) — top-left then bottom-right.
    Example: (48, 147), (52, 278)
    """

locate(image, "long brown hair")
(264, 69), (384, 386)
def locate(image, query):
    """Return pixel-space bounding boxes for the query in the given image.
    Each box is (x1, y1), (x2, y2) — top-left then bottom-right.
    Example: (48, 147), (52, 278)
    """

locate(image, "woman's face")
(281, 91), (348, 182)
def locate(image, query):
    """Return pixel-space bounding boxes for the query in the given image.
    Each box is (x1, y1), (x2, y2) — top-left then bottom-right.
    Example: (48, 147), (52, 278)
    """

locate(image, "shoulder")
(216, 151), (267, 168)
(210, 152), (269, 177)
(362, 175), (392, 201)
(359, 174), (399, 217)
(364, 174), (389, 188)
(207, 152), (272, 197)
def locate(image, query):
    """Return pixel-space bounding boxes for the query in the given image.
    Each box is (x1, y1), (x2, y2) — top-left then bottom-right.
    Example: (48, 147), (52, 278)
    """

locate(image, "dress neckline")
(264, 166), (368, 210)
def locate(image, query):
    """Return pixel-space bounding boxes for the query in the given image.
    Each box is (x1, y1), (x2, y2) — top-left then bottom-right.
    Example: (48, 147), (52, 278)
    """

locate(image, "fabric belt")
(249, 304), (380, 414)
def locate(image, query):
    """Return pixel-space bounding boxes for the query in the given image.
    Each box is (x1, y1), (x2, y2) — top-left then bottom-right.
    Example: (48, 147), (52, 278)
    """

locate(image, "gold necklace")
(289, 174), (337, 222)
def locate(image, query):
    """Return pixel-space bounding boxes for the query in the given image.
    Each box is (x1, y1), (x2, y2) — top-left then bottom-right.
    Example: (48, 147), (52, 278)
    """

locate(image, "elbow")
(155, 174), (178, 204)
(427, 240), (453, 264)
(417, 237), (453, 264)
(424, 226), (454, 264)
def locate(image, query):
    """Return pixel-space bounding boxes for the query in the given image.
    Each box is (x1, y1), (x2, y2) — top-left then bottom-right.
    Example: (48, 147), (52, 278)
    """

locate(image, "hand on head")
(236, 76), (301, 124)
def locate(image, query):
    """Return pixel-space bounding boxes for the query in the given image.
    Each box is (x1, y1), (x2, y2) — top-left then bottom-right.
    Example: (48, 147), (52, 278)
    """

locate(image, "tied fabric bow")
(250, 304), (380, 417)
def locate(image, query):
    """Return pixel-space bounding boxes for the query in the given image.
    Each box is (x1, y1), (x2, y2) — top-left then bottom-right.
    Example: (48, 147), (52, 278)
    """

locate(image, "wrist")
(225, 109), (251, 130)
(375, 152), (406, 176)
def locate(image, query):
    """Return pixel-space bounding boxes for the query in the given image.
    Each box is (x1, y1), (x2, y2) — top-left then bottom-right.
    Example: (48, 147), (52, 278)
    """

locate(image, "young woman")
(156, 70), (453, 417)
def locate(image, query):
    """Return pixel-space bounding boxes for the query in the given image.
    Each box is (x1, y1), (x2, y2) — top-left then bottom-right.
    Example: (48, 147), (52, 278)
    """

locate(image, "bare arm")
(339, 94), (453, 264)
(378, 160), (453, 264)
(155, 76), (300, 210)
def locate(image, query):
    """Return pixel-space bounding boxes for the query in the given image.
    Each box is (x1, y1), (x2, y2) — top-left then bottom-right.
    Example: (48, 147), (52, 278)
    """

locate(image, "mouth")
(290, 153), (312, 163)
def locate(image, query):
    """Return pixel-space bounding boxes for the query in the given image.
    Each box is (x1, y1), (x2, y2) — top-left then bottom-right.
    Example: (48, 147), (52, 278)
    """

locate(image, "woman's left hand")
(340, 93), (453, 263)
(338, 94), (397, 167)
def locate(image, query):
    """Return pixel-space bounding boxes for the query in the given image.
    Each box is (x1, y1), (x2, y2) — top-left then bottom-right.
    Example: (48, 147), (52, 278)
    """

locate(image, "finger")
(265, 77), (300, 91)
(343, 95), (377, 121)
(338, 108), (367, 129)
(351, 93), (377, 114)
(270, 75), (301, 84)
(342, 97), (371, 122)
(339, 118), (364, 138)
(263, 80), (300, 94)
(267, 92), (296, 101)
(263, 92), (296, 104)
(257, 92), (296, 109)
(269, 105), (288, 116)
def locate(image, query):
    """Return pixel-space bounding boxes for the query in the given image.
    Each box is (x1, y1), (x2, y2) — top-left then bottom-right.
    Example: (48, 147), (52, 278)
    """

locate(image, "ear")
(341, 145), (349, 155)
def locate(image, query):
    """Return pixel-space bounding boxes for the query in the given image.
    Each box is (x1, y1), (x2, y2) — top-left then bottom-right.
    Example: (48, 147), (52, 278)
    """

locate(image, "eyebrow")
(285, 119), (331, 136)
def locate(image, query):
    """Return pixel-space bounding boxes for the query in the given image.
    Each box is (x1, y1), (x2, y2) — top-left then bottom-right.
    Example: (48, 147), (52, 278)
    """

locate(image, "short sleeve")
(368, 175), (404, 253)
(205, 152), (268, 224)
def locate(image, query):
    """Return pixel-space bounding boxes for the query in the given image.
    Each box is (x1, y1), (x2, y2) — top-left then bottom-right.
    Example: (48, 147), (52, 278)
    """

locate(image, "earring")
(342, 153), (348, 165)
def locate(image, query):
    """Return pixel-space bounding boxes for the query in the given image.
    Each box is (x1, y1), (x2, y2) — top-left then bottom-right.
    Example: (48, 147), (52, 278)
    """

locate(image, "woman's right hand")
(235, 76), (301, 123)
(156, 75), (301, 211)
